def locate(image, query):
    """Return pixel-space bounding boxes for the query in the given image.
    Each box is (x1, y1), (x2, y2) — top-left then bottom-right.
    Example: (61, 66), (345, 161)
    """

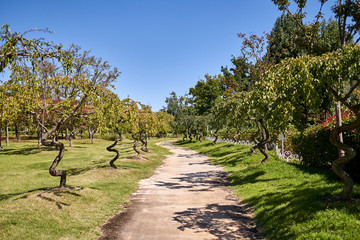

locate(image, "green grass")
(0, 138), (172, 240)
(175, 140), (360, 240)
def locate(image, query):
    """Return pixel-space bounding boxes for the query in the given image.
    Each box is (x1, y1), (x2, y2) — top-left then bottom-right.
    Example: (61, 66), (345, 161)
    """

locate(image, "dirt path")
(99, 141), (262, 240)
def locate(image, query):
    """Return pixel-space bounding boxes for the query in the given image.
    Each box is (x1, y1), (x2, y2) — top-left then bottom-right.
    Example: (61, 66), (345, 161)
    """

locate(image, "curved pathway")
(99, 141), (262, 240)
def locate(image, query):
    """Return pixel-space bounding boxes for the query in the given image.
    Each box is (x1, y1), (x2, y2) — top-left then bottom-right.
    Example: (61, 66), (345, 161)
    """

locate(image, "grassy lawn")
(176, 140), (360, 240)
(0, 138), (171, 240)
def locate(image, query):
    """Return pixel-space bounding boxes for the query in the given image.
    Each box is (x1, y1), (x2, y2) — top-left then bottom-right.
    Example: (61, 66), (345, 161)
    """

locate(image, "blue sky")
(1, 0), (335, 111)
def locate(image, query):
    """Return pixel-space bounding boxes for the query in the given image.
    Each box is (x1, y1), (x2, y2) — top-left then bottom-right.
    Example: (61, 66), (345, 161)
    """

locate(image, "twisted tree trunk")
(259, 120), (270, 164)
(140, 132), (148, 152)
(132, 134), (141, 156)
(250, 120), (261, 154)
(329, 119), (360, 200)
(15, 123), (20, 141)
(88, 126), (96, 144)
(183, 130), (188, 141)
(250, 119), (270, 164)
(68, 127), (76, 147)
(107, 138), (121, 168)
(37, 93), (88, 188)
(133, 141), (141, 156)
(213, 129), (219, 144)
(6, 125), (9, 147)
(42, 138), (66, 188)
(198, 132), (203, 142)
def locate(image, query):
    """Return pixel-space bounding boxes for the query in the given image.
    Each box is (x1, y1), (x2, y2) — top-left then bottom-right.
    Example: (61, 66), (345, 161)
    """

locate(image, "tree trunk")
(233, 133), (240, 143)
(213, 129), (219, 144)
(250, 119), (270, 164)
(335, 102), (345, 157)
(66, 128), (69, 141)
(68, 127), (76, 147)
(41, 138), (66, 188)
(140, 133), (148, 152)
(107, 139), (121, 168)
(132, 134), (141, 156)
(250, 121), (261, 154)
(183, 130), (188, 141)
(37, 127), (42, 148)
(54, 130), (59, 150)
(88, 126), (95, 144)
(68, 136), (72, 147)
(6, 125), (9, 147)
(261, 127), (268, 151)
(15, 123), (20, 141)
(195, 129), (199, 141)
(329, 119), (360, 200)
(133, 141), (141, 156)
(259, 120), (270, 164)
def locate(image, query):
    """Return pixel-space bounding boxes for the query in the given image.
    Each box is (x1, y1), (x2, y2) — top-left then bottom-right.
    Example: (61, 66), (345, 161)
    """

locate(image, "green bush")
(291, 111), (360, 182)
(292, 127), (337, 168)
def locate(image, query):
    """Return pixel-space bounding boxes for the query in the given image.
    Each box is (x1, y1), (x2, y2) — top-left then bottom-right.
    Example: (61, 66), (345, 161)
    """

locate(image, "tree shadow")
(229, 167), (360, 239)
(173, 203), (262, 239)
(189, 160), (212, 165)
(177, 153), (204, 158)
(69, 146), (87, 149)
(155, 170), (229, 191)
(0, 147), (43, 156)
(242, 183), (342, 239)
(0, 187), (49, 201)
(67, 161), (142, 176)
(289, 163), (338, 182)
(36, 189), (82, 209)
(212, 153), (249, 167)
(1, 186), (83, 204)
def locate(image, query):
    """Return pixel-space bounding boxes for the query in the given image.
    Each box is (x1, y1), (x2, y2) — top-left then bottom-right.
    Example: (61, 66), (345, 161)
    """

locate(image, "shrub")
(291, 110), (360, 182)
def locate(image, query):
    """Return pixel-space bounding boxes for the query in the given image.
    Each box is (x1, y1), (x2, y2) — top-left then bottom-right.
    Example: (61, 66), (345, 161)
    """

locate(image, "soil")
(99, 141), (262, 240)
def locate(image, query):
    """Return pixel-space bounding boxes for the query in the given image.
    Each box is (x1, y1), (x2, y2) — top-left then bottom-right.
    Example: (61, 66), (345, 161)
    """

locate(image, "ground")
(99, 141), (262, 240)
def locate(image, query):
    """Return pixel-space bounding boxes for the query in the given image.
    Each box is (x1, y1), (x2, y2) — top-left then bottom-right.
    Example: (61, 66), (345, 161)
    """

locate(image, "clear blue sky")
(1, 0), (335, 111)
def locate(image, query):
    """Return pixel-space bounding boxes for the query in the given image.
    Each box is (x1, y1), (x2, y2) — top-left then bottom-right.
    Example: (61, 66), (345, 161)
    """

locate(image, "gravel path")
(99, 141), (262, 240)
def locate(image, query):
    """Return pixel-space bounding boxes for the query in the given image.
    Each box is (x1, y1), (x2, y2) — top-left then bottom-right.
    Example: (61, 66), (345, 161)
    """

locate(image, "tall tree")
(189, 74), (224, 115)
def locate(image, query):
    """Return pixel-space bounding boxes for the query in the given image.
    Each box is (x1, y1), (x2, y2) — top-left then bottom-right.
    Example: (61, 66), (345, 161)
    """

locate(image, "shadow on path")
(173, 203), (261, 240)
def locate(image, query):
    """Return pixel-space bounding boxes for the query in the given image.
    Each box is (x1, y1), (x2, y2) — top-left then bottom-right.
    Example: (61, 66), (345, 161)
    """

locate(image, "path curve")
(99, 141), (262, 240)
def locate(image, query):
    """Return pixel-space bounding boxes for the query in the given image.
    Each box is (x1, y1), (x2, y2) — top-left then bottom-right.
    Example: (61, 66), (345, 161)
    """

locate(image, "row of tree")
(0, 25), (174, 188)
(163, 0), (360, 200)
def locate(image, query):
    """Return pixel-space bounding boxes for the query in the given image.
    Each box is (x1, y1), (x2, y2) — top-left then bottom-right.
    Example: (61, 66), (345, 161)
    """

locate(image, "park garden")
(1, 0), (360, 239)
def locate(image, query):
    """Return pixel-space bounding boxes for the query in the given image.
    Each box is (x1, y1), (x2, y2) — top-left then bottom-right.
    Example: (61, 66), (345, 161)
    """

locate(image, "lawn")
(0, 138), (171, 240)
(176, 140), (360, 240)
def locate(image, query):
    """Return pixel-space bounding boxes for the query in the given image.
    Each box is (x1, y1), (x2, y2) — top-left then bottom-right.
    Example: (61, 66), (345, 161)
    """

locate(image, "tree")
(332, 0), (360, 45)
(0, 25), (64, 73)
(96, 89), (126, 168)
(221, 55), (252, 93)
(261, 45), (360, 199)
(154, 111), (174, 138)
(162, 91), (185, 118)
(189, 74), (224, 115)
(266, 13), (305, 63)
(266, 12), (341, 63)
(0, 25), (67, 148)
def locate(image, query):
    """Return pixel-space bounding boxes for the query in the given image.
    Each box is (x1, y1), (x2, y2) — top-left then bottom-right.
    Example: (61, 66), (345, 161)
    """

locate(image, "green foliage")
(266, 13), (305, 63)
(292, 126), (336, 168)
(162, 91), (186, 119)
(189, 74), (224, 115)
(292, 111), (360, 181)
(221, 56), (252, 92)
